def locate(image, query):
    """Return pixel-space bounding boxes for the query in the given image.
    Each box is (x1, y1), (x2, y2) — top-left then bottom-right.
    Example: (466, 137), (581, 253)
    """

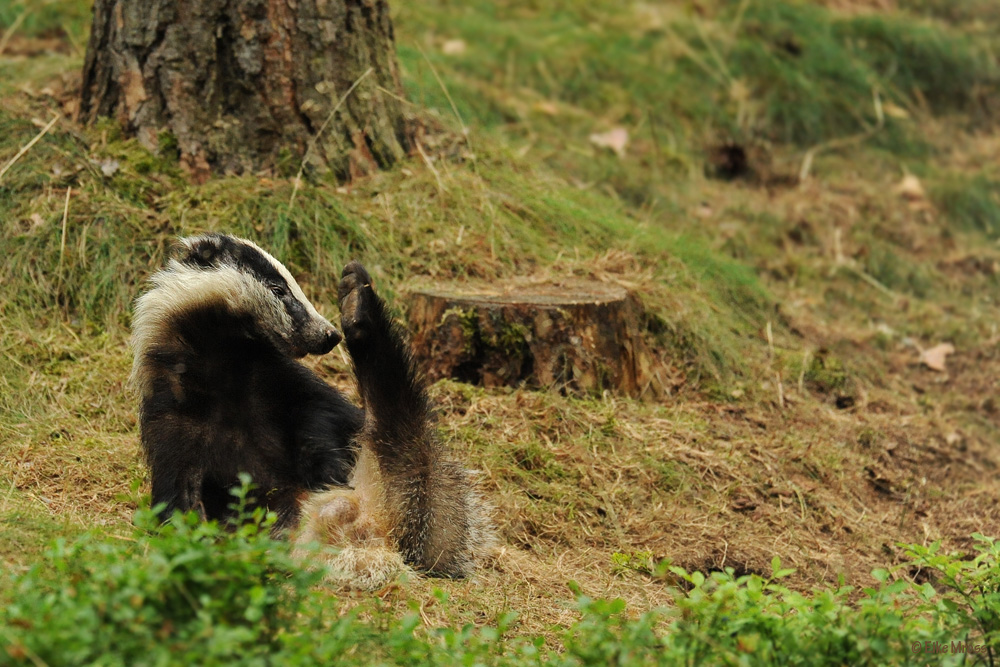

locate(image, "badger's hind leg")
(296, 464), (407, 591)
(336, 261), (495, 577)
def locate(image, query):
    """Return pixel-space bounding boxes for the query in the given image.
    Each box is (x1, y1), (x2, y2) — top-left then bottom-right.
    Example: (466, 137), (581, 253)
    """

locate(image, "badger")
(131, 233), (494, 587)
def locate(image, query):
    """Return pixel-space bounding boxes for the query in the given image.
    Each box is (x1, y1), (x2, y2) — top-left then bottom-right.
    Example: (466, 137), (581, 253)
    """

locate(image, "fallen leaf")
(875, 322), (895, 337)
(895, 174), (925, 201)
(441, 39), (467, 55)
(532, 101), (559, 116)
(589, 127), (628, 158)
(99, 158), (120, 177)
(729, 78), (751, 104)
(883, 102), (910, 119)
(919, 343), (955, 372)
(634, 3), (668, 30)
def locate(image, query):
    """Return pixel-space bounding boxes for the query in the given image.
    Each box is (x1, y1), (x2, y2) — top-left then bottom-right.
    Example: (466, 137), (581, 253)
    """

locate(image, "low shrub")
(4, 484), (999, 666)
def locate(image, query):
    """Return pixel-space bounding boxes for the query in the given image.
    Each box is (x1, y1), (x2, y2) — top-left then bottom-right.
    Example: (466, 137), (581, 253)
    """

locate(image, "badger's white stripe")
(183, 234), (329, 326)
(132, 235), (337, 400)
(130, 235), (330, 400)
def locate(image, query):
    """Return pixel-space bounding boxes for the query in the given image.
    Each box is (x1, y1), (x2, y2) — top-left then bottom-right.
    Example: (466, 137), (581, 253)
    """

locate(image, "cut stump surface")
(407, 281), (657, 398)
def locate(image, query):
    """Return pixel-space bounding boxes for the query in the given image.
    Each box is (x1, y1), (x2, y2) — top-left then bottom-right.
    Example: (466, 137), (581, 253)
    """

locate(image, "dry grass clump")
(0, 329), (139, 501)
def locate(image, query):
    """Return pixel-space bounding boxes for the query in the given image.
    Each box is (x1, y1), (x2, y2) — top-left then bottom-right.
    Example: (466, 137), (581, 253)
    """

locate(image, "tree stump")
(407, 282), (658, 398)
(80, 0), (409, 181)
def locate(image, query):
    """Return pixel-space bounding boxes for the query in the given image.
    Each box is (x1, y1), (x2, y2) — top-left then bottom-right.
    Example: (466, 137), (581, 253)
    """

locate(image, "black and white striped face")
(168, 233), (341, 357)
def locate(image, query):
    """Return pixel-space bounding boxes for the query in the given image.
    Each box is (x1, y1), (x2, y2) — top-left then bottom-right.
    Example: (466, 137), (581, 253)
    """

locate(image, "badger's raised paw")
(338, 261), (376, 343)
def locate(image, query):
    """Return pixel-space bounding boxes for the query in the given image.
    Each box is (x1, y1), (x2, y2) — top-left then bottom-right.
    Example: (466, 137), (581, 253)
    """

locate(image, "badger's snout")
(296, 321), (342, 356)
(315, 325), (343, 355)
(285, 316), (343, 358)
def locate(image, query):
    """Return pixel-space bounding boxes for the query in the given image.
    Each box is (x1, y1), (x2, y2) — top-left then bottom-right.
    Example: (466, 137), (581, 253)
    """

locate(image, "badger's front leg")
(337, 261), (482, 576)
(147, 447), (207, 522)
(338, 261), (430, 447)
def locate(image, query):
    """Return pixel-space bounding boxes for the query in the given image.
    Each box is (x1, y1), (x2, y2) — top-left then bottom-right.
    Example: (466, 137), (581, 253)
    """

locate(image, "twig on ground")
(0, 114), (60, 183)
(415, 139), (446, 195)
(58, 186), (72, 276)
(799, 88), (885, 182)
(0, 6), (30, 56)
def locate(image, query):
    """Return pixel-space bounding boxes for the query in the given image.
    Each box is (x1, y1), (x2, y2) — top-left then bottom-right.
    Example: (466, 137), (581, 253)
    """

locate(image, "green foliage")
(611, 551), (658, 577)
(661, 560), (929, 666)
(0, 480), (332, 666)
(5, 502), (1000, 666)
(655, 537), (1000, 666)
(558, 592), (664, 666)
(903, 534), (1000, 662)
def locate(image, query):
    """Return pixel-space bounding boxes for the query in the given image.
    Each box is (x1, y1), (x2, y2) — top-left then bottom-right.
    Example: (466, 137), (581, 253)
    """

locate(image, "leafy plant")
(902, 534), (1000, 665)
(0, 480), (335, 666)
(6, 516), (1000, 666)
(660, 556), (940, 666)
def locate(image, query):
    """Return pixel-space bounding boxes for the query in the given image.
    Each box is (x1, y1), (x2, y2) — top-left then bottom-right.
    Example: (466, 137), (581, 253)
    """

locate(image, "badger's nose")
(318, 326), (342, 354)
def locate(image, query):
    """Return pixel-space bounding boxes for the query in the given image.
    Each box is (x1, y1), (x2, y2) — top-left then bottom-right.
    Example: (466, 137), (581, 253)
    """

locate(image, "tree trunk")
(80, 0), (409, 181)
(407, 282), (661, 399)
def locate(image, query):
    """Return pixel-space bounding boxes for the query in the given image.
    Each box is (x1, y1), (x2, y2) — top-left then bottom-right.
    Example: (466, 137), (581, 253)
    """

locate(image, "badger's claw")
(339, 261), (375, 343)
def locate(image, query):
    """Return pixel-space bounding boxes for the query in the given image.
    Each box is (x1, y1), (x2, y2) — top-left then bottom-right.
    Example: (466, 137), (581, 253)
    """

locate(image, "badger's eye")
(268, 283), (287, 298)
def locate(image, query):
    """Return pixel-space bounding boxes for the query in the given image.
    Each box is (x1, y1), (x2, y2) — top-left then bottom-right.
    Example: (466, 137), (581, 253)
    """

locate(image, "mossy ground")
(2, 0), (1000, 642)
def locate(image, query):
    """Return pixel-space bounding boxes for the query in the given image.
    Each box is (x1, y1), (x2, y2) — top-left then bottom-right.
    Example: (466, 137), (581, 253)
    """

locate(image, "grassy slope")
(2, 0), (1000, 640)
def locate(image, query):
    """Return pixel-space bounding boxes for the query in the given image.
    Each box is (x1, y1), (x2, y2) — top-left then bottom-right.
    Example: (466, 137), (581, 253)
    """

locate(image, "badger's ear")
(174, 235), (228, 268)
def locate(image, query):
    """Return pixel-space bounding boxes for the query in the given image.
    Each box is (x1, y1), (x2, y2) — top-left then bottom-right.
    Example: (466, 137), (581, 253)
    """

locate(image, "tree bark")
(80, 0), (409, 181)
(407, 282), (660, 399)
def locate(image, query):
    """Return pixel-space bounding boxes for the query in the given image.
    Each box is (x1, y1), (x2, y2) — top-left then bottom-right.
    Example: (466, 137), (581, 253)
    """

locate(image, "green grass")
(0, 0), (90, 42)
(400, 0), (996, 168)
(0, 506), (75, 565)
(0, 101), (773, 384)
(932, 174), (1000, 239)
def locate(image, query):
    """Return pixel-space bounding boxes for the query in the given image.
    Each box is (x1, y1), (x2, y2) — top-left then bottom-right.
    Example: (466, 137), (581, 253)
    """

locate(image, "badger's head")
(132, 233), (341, 366)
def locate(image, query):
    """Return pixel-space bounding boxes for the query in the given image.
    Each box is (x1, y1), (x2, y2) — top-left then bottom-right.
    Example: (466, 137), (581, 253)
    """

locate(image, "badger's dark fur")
(131, 234), (362, 528)
(132, 233), (493, 587)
